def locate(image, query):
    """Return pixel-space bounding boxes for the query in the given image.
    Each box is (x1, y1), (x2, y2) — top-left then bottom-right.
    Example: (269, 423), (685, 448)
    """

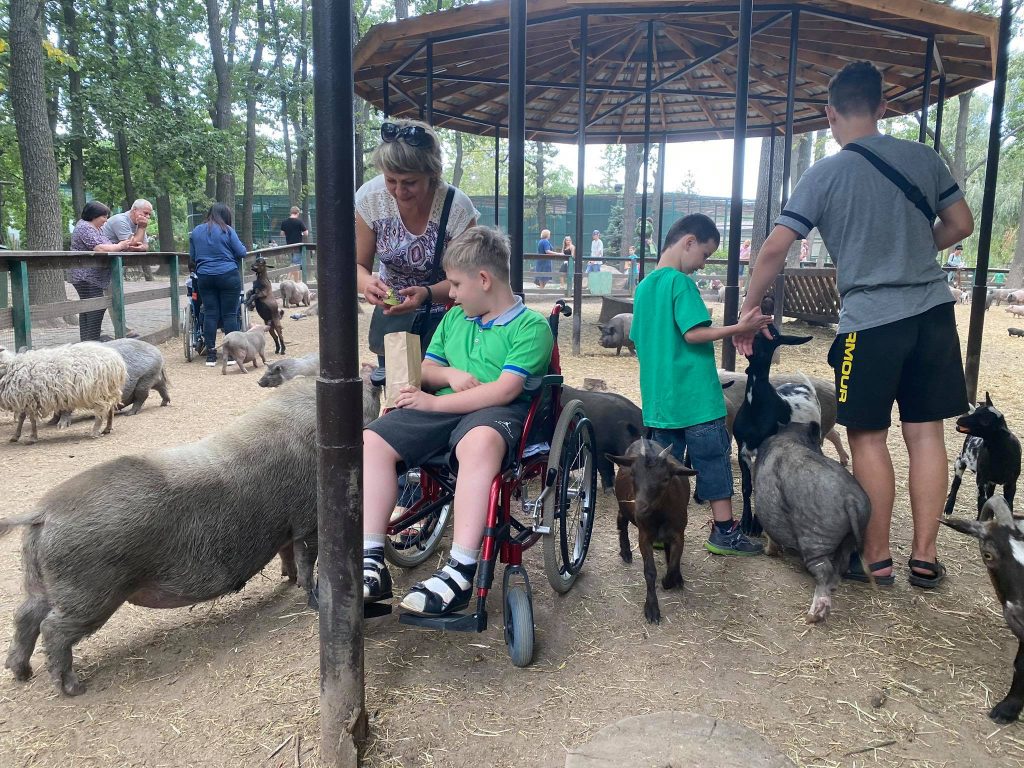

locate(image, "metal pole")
(773, 8), (799, 327)
(383, 75), (390, 118)
(507, 0), (526, 294)
(572, 13), (587, 355)
(918, 37), (934, 144)
(965, 0), (1012, 403)
(934, 75), (947, 152)
(494, 131), (500, 226)
(639, 20), (655, 282)
(657, 133), (667, 251)
(426, 42), (434, 126)
(312, 0), (365, 763)
(765, 129), (776, 240)
(722, 0), (752, 371)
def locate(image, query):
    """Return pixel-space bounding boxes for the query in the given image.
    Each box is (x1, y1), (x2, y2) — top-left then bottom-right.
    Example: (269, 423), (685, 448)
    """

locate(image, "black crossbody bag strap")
(843, 143), (936, 224)
(428, 186), (457, 287)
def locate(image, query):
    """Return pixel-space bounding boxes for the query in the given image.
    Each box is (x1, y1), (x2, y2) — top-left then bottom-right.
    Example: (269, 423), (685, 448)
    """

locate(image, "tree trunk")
(451, 131), (464, 189)
(952, 91), (971, 188)
(534, 142), (547, 233)
(240, 0), (267, 249)
(207, 0), (236, 204)
(269, 0), (296, 204)
(294, 0), (310, 212)
(1008, 178), (1024, 289)
(10, 0), (67, 307)
(621, 143), (643, 256)
(394, 0), (409, 19)
(116, 131), (136, 210)
(751, 134), (784, 261)
(60, 0), (85, 218)
(649, 143), (664, 250)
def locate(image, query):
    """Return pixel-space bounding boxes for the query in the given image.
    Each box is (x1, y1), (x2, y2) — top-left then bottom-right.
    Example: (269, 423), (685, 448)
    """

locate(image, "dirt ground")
(2, 298), (1024, 768)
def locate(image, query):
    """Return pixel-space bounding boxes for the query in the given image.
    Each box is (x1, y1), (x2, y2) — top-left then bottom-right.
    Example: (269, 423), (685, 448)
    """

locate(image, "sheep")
(944, 393), (1021, 518)
(719, 369), (848, 466)
(220, 325), (269, 375)
(1, 380), (319, 696)
(279, 279), (312, 307)
(609, 433), (697, 624)
(943, 496), (1024, 723)
(0, 343), (126, 444)
(754, 418), (871, 623)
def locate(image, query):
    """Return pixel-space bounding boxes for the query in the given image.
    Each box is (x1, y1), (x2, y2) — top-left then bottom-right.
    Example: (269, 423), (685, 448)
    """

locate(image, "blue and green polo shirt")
(425, 298), (553, 400)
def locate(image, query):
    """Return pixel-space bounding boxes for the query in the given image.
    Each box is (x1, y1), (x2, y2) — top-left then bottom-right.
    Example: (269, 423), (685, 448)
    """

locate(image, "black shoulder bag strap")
(428, 185), (457, 287)
(843, 142), (936, 224)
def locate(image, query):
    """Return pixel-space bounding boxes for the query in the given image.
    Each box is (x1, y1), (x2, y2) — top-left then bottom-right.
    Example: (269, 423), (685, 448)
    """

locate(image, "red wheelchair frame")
(376, 299), (598, 666)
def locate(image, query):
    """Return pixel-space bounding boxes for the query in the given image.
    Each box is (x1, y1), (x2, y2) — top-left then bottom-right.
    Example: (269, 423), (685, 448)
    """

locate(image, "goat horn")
(638, 439), (647, 457)
(985, 496), (1014, 527)
(658, 444), (672, 459)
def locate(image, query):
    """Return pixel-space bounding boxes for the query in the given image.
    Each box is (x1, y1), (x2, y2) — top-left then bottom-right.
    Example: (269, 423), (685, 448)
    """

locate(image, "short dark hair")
(662, 213), (721, 252)
(81, 201), (111, 222)
(205, 202), (234, 231)
(828, 61), (883, 117)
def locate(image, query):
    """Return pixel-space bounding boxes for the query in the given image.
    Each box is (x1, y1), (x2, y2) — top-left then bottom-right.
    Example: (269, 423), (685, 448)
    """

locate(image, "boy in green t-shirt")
(630, 214), (770, 556)
(362, 226), (554, 617)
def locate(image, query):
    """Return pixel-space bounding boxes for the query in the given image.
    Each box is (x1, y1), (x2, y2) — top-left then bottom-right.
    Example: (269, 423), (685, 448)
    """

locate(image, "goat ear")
(941, 517), (987, 540)
(673, 466), (698, 478)
(606, 453), (635, 468)
(986, 391), (993, 407)
(779, 334), (814, 346)
(721, 380), (735, 390)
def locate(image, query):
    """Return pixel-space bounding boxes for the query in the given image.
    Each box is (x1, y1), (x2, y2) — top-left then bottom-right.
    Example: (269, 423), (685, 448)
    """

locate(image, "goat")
(245, 256), (285, 354)
(609, 433), (697, 624)
(731, 326), (814, 535)
(944, 393), (1021, 519)
(943, 496), (1024, 723)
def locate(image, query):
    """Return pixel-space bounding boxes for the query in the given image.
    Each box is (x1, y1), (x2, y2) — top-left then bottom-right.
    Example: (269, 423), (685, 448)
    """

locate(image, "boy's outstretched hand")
(394, 386), (435, 411)
(733, 307), (773, 356)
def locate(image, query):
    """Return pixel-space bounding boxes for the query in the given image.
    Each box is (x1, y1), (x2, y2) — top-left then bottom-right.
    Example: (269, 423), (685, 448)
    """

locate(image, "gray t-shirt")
(102, 211), (149, 246)
(776, 133), (964, 333)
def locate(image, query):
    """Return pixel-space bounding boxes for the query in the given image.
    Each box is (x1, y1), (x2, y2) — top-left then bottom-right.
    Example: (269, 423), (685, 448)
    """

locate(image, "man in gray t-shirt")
(736, 61), (974, 591)
(102, 199), (153, 251)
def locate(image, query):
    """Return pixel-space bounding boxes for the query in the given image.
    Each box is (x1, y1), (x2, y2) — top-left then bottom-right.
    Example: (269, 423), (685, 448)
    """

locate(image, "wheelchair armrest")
(523, 374), (562, 394)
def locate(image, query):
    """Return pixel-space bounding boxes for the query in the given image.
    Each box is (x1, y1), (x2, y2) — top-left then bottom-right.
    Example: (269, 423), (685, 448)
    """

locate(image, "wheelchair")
(182, 272), (249, 361)
(376, 299), (598, 667)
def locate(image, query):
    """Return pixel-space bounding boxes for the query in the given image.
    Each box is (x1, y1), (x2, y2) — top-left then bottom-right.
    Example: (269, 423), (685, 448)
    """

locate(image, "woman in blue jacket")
(189, 203), (247, 366)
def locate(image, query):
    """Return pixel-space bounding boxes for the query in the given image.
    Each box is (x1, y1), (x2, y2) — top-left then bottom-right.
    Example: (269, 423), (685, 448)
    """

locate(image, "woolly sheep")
(0, 343), (126, 444)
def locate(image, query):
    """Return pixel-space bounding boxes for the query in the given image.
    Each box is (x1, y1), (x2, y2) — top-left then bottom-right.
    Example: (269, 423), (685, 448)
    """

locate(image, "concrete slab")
(565, 712), (794, 768)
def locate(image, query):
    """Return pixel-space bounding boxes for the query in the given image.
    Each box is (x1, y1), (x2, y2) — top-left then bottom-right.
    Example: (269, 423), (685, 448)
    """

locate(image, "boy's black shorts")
(826, 302), (968, 430)
(365, 402), (531, 472)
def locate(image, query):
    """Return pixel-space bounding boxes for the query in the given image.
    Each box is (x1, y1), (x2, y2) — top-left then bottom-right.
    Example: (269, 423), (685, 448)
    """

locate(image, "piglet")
(1006, 305), (1024, 318)
(220, 324), (268, 375)
(597, 313), (635, 356)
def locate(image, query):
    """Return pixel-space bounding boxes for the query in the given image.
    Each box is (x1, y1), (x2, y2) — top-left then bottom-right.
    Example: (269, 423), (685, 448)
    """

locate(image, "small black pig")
(563, 385), (643, 490)
(597, 313), (635, 356)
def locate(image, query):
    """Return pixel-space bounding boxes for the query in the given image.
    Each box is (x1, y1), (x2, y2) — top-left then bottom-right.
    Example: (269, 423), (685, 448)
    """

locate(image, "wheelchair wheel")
(182, 313), (193, 362)
(384, 469), (452, 568)
(504, 585), (534, 668)
(543, 400), (597, 594)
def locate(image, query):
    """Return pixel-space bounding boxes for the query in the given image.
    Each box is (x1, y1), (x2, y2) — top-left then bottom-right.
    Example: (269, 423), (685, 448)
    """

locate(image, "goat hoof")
(662, 572), (684, 590)
(8, 436), (18, 443)
(619, 549), (632, 564)
(644, 603), (661, 624)
(990, 700), (1023, 724)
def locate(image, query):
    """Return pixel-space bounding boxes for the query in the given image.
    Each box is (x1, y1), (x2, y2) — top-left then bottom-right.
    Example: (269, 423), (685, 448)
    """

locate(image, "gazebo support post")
(508, 0), (526, 294)
(934, 75), (947, 152)
(426, 42), (434, 125)
(772, 8), (800, 330)
(572, 13), (587, 355)
(965, 0), (1013, 403)
(312, 0), (366, 764)
(919, 37), (933, 143)
(639, 20), (655, 282)
(494, 131), (500, 226)
(657, 134), (667, 254)
(722, 0), (753, 372)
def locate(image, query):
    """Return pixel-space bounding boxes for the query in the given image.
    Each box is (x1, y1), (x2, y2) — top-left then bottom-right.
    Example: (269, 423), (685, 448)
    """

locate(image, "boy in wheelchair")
(362, 226), (554, 617)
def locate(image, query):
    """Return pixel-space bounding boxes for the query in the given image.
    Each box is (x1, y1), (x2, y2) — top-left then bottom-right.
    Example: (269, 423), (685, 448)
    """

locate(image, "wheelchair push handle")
(547, 299), (572, 339)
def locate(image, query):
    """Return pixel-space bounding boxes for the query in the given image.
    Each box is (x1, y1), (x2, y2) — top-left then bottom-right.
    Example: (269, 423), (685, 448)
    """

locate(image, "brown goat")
(245, 256), (286, 354)
(609, 437), (697, 624)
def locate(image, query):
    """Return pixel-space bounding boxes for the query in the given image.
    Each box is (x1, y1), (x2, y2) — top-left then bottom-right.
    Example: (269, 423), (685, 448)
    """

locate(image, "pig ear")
(606, 453), (635, 468)
(941, 517), (987, 540)
(597, 324), (607, 331)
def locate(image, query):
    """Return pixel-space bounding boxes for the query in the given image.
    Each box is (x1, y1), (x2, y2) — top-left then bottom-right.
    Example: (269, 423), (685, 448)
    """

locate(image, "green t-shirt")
(425, 298), (554, 400)
(630, 267), (726, 429)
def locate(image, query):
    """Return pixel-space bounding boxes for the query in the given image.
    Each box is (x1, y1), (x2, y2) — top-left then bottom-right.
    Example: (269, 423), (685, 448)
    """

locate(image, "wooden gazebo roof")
(353, 0), (997, 143)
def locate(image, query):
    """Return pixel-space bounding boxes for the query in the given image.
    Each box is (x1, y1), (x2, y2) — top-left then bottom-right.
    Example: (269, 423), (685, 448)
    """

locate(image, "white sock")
(450, 542), (478, 566)
(400, 546), (477, 612)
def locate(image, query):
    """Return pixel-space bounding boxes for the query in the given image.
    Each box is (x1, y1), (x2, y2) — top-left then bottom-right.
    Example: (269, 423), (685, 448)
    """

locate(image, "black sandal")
(843, 556), (896, 586)
(908, 558), (946, 589)
(399, 558), (476, 617)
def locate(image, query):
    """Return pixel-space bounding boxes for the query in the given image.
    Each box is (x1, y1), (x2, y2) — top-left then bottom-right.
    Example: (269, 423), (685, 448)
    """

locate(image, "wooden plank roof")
(352, 0), (997, 143)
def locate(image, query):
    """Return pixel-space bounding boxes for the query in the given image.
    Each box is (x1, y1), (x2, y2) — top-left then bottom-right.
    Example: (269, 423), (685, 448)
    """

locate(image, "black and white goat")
(732, 326), (814, 536)
(943, 496), (1024, 724)
(944, 393), (1021, 519)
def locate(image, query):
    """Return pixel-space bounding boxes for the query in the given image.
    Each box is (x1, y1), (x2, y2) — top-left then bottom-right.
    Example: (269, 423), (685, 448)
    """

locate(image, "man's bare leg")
(848, 427), (895, 577)
(901, 420), (948, 574)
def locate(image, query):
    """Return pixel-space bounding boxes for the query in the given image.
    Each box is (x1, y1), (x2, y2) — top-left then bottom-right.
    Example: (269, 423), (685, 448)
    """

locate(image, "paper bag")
(383, 332), (422, 409)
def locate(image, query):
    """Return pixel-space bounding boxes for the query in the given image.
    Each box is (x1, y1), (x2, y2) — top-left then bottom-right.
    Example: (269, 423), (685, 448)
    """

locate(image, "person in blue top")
(189, 203), (247, 366)
(535, 228), (554, 289)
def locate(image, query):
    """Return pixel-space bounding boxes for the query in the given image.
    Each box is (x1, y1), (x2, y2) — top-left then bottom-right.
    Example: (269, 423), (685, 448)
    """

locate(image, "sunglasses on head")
(380, 122), (433, 148)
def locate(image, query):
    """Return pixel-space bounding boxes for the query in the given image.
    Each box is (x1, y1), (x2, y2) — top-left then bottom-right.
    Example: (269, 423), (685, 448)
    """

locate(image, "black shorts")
(365, 402), (531, 472)
(827, 302), (968, 430)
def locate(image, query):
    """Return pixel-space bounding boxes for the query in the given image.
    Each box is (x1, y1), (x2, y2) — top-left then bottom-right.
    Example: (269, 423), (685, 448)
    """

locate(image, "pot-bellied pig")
(597, 313), (635, 356)
(944, 497), (1024, 724)
(1, 380), (319, 696)
(944, 393), (1021, 518)
(279, 279), (312, 308)
(0, 343), (126, 444)
(221, 325), (268, 375)
(106, 338), (171, 415)
(1007, 306), (1024, 318)
(609, 434), (696, 624)
(755, 420), (871, 623)
(563, 385), (643, 491)
(259, 358), (381, 425)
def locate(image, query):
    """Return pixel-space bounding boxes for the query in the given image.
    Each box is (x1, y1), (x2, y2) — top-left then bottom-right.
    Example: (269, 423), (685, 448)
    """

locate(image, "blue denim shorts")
(651, 418), (733, 501)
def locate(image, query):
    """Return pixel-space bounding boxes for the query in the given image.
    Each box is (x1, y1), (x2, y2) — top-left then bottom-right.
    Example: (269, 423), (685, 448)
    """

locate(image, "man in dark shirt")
(280, 206), (308, 279)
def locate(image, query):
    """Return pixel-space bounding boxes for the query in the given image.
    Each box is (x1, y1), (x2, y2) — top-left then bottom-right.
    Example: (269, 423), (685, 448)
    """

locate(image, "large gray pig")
(563, 385), (643, 491)
(597, 313), (635, 356)
(1, 380), (319, 696)
(107, 338), (171, 415)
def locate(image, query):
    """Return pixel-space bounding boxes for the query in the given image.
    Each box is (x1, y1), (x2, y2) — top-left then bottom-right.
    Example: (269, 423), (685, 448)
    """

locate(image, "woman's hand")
(384, 285), (429, 316)
(446, 369), (480, 393)
(394, 385), (435, 411)
(363, 275), (391, 307)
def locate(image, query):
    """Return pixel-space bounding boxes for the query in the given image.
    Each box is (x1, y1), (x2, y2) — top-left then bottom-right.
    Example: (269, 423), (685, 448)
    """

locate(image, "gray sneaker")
(704, 522), (764, 556)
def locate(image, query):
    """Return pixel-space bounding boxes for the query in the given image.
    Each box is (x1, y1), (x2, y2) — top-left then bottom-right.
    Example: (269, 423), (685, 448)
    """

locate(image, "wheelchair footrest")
(398, 610), (486, 633)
